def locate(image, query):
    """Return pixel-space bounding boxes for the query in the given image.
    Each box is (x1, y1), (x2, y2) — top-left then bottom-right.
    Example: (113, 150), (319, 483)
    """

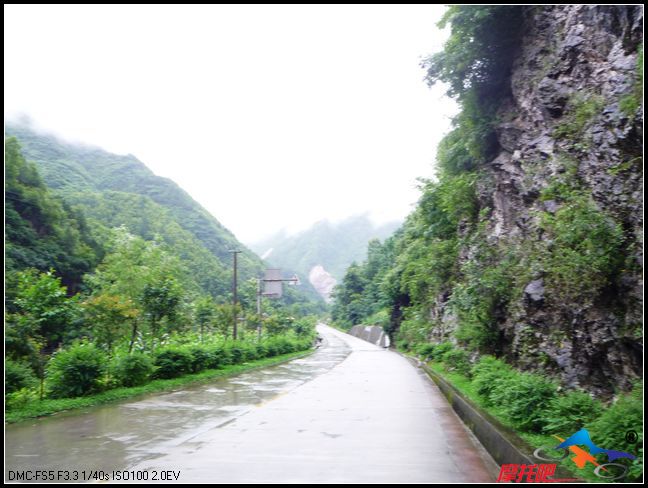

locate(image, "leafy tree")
(82, 294), (140, 353)
(141, 276), (183, 341)
(194, 295), (218, 341)
(11, 269), (79, 349)
(213, 303), (241, 339)
(86, 228), (189, 349)
(331, 263), (369, 328)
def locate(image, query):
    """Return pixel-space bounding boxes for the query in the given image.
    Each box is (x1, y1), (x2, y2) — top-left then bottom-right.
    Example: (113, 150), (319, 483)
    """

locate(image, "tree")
(82, 294), (140, 353)
(6, 269), (80, 399)
(194, 296), (217, 341)
(86, 228), (189, 349)
(141, 276), (183, 343)
(12, 269), (79, 349)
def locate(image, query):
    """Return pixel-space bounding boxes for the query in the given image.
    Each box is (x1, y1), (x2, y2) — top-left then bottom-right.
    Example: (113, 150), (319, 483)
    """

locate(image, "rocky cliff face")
(441, 6), (643, 396)
(308, 265), (337, 303)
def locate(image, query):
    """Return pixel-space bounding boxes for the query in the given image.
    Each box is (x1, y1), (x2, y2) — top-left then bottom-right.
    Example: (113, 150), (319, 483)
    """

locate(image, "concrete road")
(6, 324), (498, 483)
(125, 324), (497, 483)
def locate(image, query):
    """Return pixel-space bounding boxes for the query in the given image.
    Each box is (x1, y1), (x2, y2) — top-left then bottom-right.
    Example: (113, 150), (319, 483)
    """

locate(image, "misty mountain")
(250, 216), (401, 299)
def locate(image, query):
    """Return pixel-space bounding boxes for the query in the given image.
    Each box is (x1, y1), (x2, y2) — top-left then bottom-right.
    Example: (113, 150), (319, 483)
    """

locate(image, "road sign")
(263, 268), (283, 298)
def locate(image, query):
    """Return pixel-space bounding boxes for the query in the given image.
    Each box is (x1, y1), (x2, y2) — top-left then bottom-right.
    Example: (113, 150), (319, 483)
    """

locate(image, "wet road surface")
(5, 324), (497, 483)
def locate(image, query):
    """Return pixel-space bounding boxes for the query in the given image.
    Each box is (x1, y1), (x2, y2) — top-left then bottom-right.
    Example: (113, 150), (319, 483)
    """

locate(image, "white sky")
(4, 4), (457, 244)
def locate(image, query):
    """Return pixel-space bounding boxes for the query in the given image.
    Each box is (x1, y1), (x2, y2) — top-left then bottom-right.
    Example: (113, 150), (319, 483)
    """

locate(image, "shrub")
(186, 346), (212, 373)
(265, 337), (293, 356)
(203, 348), (222, 369)
(489, 371), (557, 432)
(540, 196), (624, 302)
(295, 339), (310, 352)
(542, 389), (602, 434)
(293, 316), (317, 336)
(46, 342), (108, 398)
(213, 345), (233, 366)
(451, 256), (516, 353)
(553, 94), (605, 140)
(229, 343), (245, 364)
(279, 338), (295, 354)
(265, 340), (279, 357)
(153, 347), (193, 379)
(417, 343), (437, 361)
(471, 355), (512, 404)
(241, 343), (259, 361)
(5, 358), (37, 394)
(442, 348), (472, 377)
(112, 352), (154, 387)
(430, 341), (454, 361)
(396, 317), (432, 348)
(255, 342), (268, 359)
(396, 340), (410, 351)
(589, 382), (643, 481)
(6, 387), (39, 410)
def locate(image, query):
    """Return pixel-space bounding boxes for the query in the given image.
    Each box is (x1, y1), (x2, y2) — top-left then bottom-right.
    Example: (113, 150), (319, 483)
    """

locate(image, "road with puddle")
(5, 324), (497, 483)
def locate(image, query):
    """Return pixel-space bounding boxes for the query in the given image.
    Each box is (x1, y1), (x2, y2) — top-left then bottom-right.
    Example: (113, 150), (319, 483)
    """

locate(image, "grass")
(5, 348), (313, 424)
(553, 94), (605, 141)
(424, 358), (621, 483)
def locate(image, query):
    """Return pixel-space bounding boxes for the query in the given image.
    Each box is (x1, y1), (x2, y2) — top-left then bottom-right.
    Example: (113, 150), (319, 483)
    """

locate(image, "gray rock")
(423, 5), (643, 397)
(524, 279), (545, 302)
(542, 200), (559, 213)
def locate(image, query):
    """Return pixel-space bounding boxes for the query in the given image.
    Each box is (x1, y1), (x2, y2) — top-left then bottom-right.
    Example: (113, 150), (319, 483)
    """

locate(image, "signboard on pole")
(263, 268), (283, 298)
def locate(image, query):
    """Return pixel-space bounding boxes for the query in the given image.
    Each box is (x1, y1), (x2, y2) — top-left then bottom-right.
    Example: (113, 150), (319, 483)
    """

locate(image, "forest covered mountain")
(5, 121), (264, 296)
(5, 121), (324, 352)
(250, 216), (400, 300)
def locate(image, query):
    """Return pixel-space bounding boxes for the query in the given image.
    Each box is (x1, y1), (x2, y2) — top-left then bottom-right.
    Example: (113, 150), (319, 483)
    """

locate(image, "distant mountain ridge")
(250, 216), (401, 300)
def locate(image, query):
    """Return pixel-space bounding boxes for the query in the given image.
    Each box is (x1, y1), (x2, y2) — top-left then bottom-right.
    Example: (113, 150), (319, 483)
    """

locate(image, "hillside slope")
(5, 121), (263, 293)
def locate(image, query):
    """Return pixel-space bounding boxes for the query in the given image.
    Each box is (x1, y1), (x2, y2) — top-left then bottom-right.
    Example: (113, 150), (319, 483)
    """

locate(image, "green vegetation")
(46, 342), (108, 398)
(111, 352), (154, 387)
(422, 6), (524, 166)
(4, 122), (256, 275)
(607, 157), (642, 176)
(5, 137), (102, 293)
(619, 43), (643, 118)
(5, 358), (38, 394)
(542, 390), (603, 435)
(6, 260), (316, 419)
(5, 132), (323, 419)
(331, 4), (638, 391)
(540, 195), (624, 302)
(330, 10), (641, 468)
(422, 350), (643, 482)
(5, 349), (313, 423)
(333, 7), (528, 349)
(553, 94), (605, 140)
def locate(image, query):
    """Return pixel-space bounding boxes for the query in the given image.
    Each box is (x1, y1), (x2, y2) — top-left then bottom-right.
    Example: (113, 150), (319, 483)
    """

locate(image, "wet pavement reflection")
(5, 326), (351, 477)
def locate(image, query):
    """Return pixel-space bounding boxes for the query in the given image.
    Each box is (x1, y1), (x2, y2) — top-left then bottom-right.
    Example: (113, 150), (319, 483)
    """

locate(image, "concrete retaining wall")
(348, 325), (390, 348)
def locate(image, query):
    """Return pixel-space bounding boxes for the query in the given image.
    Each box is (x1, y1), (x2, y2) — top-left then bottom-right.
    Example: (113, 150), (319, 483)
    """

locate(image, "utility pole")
(229, 250), (242, 340)
(257, 278), (262, 340)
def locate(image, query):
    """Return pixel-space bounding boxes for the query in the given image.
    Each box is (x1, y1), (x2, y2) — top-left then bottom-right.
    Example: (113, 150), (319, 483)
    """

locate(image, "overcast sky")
(4, 4), (457, 244)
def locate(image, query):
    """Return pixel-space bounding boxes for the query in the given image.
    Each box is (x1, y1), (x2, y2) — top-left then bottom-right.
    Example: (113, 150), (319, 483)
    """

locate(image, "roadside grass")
(6, 349), (313, 424)
(413, 355), (624, 483)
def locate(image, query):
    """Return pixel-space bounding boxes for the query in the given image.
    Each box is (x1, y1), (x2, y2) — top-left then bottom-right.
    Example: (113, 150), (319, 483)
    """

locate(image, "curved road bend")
(6, 324), (497, 483)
